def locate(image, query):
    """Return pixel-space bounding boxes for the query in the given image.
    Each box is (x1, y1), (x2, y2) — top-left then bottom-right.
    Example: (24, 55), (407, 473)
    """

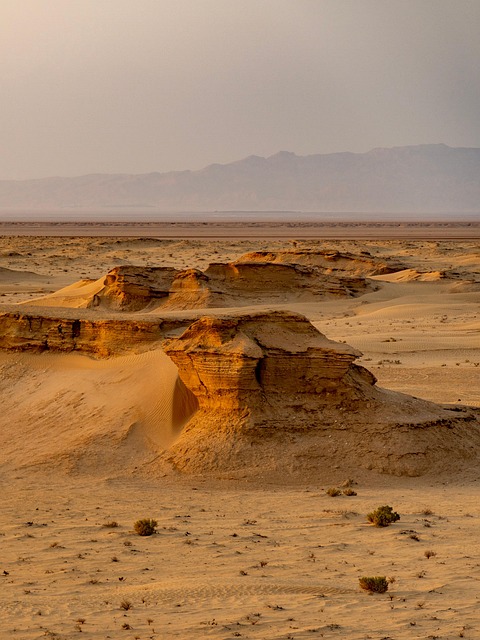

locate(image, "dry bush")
(359, 576), (389, 593)
(133, 518), (158, 536)
(326, 487), (342, 497)
(367, 505), (400, 527)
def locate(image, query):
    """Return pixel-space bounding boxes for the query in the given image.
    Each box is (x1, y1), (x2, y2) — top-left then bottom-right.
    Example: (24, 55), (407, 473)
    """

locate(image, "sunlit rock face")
(94, 266), (180, 311)
(28, 259), (375, 313)
(0, 312), (184, 357)
(163, 310), (372, 415)
(238, 249), (405, 277)
(100, 261), (374, 310)
(0, 307), (478, 479)
(162, 310), (480, 478)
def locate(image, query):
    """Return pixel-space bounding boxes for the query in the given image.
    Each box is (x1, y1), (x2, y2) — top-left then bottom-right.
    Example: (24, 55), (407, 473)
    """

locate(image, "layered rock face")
(162, 310), (480, 477)
(0, 312), (186, 357)
(203, 261), (369, 300)
(163, 311), (370, 415)
(27, 258), (374, 312)
(239, 249), (405, 277)
(100, 260), (373, 309)
(92, 266), (179, 311)
(1, 307), (478, 479)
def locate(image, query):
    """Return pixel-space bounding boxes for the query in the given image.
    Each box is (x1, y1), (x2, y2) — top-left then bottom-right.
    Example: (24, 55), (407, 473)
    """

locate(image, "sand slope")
(0, 350), (196, 474)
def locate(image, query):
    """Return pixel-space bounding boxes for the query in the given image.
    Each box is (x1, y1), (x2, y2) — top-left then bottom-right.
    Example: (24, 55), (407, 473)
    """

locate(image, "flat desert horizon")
(1, 224), (479, 639)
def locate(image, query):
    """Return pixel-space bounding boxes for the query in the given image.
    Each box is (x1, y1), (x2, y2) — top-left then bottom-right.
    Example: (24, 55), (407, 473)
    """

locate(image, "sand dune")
(355, 291), (480, 319)
(25, 277), (107, 308)
(0, 349), (195, 473)
(370, 268), (444, 282)
(0, 266), (45, 282)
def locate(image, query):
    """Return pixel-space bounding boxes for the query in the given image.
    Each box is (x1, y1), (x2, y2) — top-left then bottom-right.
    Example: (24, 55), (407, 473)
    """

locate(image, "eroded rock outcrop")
(26, 259), (374, 312)
(239, 249), (405, 277)
(0, 312), (186, 357)
(204, 261), (369, 300)
(1, 307), (478, 479)
(162, 310), (480, 477)
(92, 266), (180, 311)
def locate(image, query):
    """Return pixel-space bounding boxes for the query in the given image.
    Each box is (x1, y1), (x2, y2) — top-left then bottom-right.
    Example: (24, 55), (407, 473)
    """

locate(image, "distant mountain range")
(1, 144), (479, 213)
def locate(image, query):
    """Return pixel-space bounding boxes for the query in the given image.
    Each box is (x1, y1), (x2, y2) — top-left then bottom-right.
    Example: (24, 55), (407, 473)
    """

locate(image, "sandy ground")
(0, 232), (479, 639)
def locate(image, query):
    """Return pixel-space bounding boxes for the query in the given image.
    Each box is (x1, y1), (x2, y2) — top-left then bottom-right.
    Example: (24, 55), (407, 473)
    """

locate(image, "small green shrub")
(326, 487), (342, 497)
(367, 505), (400, 527)
(359, 576), (389, 593)
(133, 518), (158, 536)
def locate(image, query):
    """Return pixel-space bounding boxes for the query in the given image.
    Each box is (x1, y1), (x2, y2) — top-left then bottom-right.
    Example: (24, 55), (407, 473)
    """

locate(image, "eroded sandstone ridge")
(0, 307), (478, 478)
(238, 248), (405, 276)
(0, 312), (185, 357)
(27, 258), (374, 312)
(162, 310), (480, 477)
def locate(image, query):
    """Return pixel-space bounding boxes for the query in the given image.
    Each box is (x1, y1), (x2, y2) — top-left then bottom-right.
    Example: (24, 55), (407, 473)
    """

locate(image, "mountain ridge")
(1, 144), (479, 213)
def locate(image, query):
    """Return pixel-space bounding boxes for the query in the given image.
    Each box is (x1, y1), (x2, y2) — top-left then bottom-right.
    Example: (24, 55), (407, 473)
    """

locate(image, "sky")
(1, 0), (479, 180)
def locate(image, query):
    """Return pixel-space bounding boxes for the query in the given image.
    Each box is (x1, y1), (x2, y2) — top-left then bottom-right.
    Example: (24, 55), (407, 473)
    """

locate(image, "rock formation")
(0, 311), (186, 357)
(162, 310), (480, 478)
(1, 306), (478, 478)
(238, 248), (405, 277)
(27, 259), (374, 312)
(94, 266), (179, 311)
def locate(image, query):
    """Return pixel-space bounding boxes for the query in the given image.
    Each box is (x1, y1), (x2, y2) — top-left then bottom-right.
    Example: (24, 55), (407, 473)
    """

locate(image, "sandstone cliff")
(0, 312), (185, 357)
(27, 259), (373, 312)
(162, 310), (480, 478)
(1, 307), (478, 479)
(238, 249), (405, 277)
(95, 265), (179, 311)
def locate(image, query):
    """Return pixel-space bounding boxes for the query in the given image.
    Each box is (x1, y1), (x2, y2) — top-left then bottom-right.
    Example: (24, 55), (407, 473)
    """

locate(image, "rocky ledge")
(0, 311), (187, 357)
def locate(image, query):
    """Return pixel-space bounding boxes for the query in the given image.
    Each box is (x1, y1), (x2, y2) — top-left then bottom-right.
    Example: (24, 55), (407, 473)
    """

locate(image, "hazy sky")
(1, 0), (479, 180)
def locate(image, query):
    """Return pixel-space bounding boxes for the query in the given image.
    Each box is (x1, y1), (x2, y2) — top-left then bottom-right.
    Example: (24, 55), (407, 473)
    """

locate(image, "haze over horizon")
(1, 0), (479, 181)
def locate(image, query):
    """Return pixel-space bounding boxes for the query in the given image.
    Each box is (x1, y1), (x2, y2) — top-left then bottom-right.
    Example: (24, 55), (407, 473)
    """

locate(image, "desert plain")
(0, 223), (479, 640)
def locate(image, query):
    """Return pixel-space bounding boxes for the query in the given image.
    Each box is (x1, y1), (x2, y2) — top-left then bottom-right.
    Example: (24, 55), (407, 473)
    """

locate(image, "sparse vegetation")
(133, 518), (158, 536)
(342, 488), (357, 496)
(102, 521), (119, 528)
(120, 599), (132, 610)
(359, 576), (389, 593)
(424, 550), (437, 559)
(367, 505), (400, 527)
(326, 487), (342, 497)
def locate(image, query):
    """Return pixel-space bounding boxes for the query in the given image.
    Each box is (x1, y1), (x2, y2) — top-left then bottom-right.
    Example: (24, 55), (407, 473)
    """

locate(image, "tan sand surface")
(0, 232), (479, 638)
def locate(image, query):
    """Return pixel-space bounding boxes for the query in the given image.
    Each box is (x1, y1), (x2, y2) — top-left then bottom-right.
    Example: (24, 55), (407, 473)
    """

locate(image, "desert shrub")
(133, 518), (158, 536)
(367, 505), (400, 527)
(424, 549), (437, 559)
(343, 488), (357, 496)
(359, 576), (389, 593)
(326, 487), (342, 497)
